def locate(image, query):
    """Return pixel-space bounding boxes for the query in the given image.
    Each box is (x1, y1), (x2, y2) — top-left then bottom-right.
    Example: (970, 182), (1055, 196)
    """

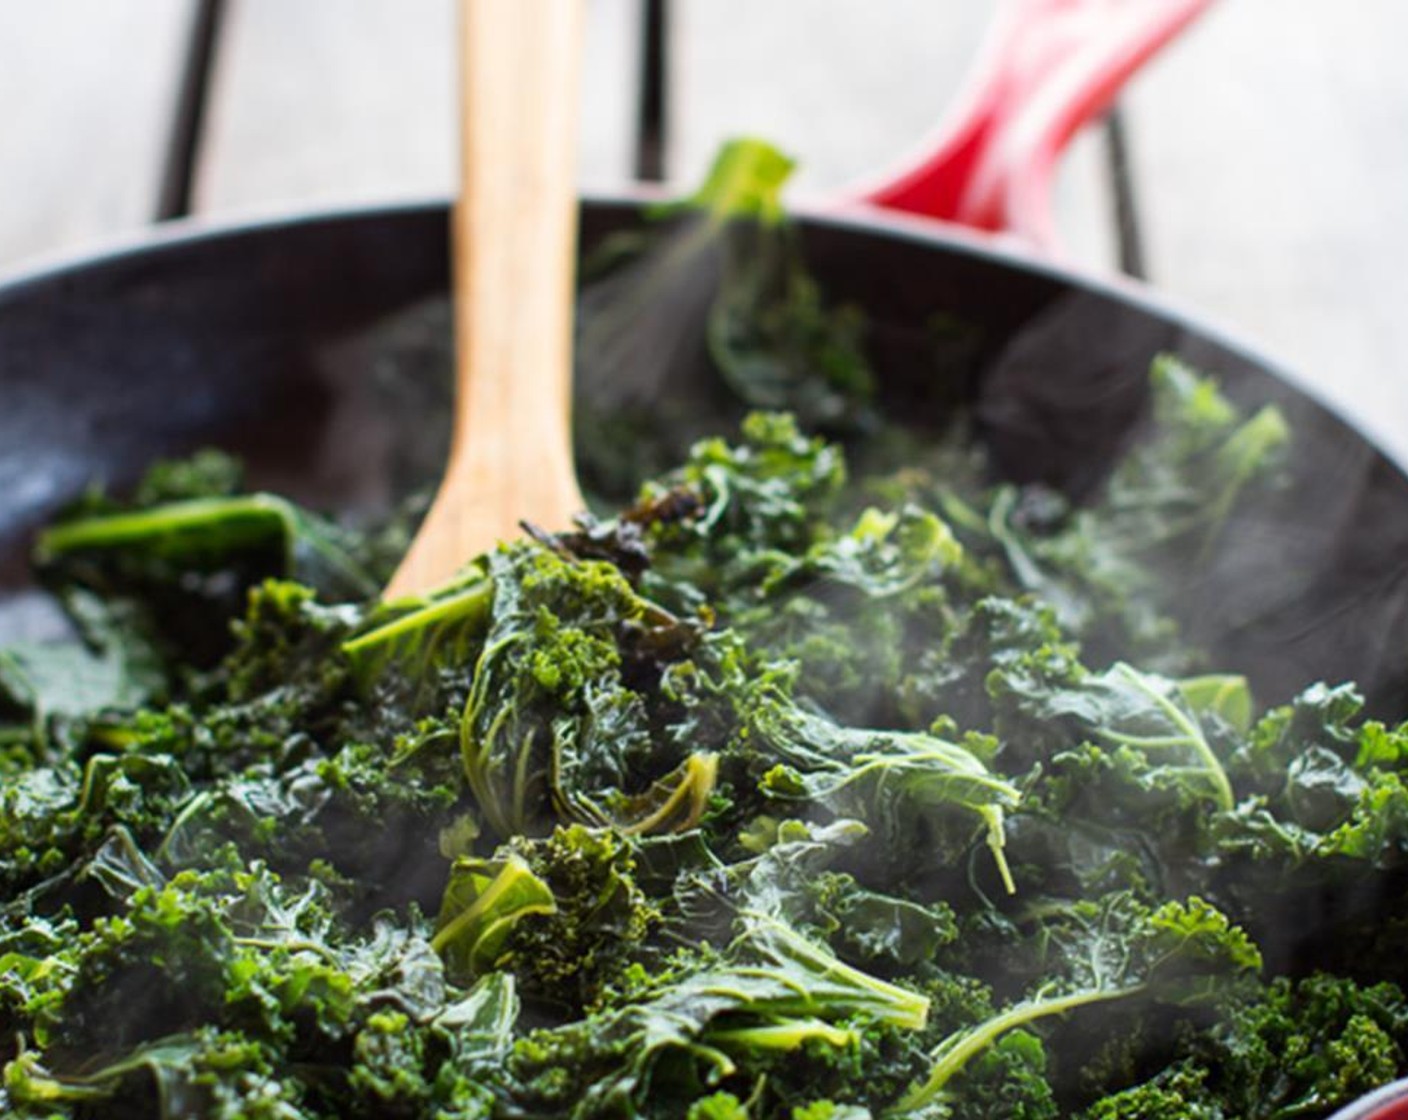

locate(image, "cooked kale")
(2, 144), (1405, 1119)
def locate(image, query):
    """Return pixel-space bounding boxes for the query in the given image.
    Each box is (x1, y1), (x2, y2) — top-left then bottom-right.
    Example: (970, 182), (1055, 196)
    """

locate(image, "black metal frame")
(149, 0), (1151, 275)
(155, 0), (228, 221)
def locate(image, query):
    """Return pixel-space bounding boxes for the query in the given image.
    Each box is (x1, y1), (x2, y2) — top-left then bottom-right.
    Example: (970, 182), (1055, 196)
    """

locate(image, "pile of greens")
(4, 142), (1408, 1120)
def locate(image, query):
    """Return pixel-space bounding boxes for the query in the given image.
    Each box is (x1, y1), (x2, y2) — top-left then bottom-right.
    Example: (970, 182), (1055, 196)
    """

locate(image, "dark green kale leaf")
(643, 410), (847, 582)
(1199, 972), (1408, 1120)
(812, 872), (960, 970)
(899, 894), (1261, 1113)
(748, 693), (1019, 895)
(1079, 1062), (1224, 1120)
(506, 913), (927, 1119)
(482, 824), (659, 1012)
(1083, 973), (1408, 1120)
(432, 850), (557, 985)
(732, 505), (969, 726)
(0, 749), (192, 906)
(695, 141), (877, 432)
(36, 475), (377, 672)
(460, 543), (718, 840)
(0, 590), (163, 726)
(1162, 684), (1408, 980)
(431, 824), (663, 1012)
(991, 658), (1239, 812)
(2, 1029), (305, 1120)
(950, 1029), (1061, 1120)
(720, 815), (958, 972)
(341, 560), (492, 713)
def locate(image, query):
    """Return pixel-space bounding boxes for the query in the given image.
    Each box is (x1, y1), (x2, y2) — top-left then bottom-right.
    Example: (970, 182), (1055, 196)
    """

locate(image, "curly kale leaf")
(433, 824), (658, 1014)
(1197, 972), (1408, 1120)
(899, 894), (1261, 1112)
(747, 692), (1019, 894)
(34, 456), (379, 674)
(993, 659), (1237, 812)
(432, 852), (557, 981)
(39, 493), (376, 603)
(1236, 679), (1361, 768)
(649, 410), (847, 569)
(2, 1030), (305, 1120)
(508, 914), (927, 1119)
(340, 561), (492, 708)
(948, 1029), (1060, 1120)
(1214, 685), (1408, 874)
(0, 589), (164, 737)
(695, 141), (877, 432)
(1083, 973), (1408, 1120)
(726, 816), (958, 971)
(733, 505), (968, 725)
(1079, 1062), (1224, 1120)
(0, 857), (507, 1118)
(0, 749), (192, 904)
(460, 544), (718, 840)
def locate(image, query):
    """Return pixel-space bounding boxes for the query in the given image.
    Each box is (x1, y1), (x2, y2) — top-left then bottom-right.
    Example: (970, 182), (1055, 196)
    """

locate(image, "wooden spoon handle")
(453, 0), (583, 466)
(387, 0), (585, 598)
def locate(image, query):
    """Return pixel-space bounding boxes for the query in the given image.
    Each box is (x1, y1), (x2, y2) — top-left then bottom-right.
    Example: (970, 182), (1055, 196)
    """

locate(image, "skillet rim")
(0, 192), (1387, 476)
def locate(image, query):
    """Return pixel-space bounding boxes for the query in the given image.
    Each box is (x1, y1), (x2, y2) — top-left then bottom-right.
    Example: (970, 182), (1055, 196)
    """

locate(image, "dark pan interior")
(0, 200), (1404, 716)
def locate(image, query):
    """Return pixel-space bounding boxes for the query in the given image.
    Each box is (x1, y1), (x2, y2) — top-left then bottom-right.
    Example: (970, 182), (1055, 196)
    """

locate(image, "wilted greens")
(2, 142), (1407, 1120)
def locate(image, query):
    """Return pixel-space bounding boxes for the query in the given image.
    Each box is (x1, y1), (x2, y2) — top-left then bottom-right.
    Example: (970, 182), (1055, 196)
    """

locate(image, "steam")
(571, 213), (732, 502)
(576, 212), (726, 416)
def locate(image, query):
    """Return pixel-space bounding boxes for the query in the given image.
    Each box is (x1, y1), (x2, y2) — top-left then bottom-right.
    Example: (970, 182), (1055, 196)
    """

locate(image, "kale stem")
(36, 495), (288, 556)
(429, 854), (556, 958)
(232, 936), (341, 964)
(1110, 663), (1235, 812)
(896, 985), (1144, 1112)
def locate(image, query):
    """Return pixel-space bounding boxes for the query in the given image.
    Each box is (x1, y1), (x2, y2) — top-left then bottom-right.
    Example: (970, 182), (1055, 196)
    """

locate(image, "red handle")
(1331, 1083), (1408, 1120)
(844, 0), (1215, 252)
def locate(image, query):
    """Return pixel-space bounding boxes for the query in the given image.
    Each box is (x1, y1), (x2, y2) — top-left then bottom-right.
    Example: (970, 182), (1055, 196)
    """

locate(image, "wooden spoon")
(386, 0), (586, 599)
